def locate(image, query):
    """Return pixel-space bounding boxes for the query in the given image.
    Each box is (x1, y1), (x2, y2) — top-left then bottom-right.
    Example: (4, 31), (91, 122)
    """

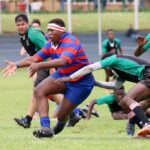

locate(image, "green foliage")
(0, 69), (150, 150)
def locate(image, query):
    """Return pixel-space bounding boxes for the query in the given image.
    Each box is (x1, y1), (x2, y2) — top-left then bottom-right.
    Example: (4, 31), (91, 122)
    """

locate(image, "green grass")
(0, 69), (150, 150)
(1, 12), (150, 33)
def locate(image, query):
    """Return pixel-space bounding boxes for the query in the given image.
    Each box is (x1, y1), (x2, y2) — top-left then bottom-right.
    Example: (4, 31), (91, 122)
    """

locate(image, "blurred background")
(0, 0), (150, 66)
(0, 0), (148, 13)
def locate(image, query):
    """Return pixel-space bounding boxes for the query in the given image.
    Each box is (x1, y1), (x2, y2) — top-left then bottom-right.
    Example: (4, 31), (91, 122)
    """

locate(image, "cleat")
(66, 114), (81, 127)
(126, 121), (135, 136)
(14, 117), (30, 128)
(138, 124), (150, 137)
(33, 127), (54, 138)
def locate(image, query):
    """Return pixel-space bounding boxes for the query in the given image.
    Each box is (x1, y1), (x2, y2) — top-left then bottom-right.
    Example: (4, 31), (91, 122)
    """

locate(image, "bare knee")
(34, 86), (46, 100)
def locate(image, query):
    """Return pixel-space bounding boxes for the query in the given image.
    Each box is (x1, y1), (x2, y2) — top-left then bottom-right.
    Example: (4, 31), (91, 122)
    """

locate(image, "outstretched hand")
(55, 77), (71, 83)
(1, 60), (17, 77)
(137, 35), (148, 46)
(28, 63), (40, 77)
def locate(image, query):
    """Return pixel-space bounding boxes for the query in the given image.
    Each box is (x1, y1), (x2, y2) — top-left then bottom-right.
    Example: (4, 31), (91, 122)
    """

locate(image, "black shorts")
(140, 67), (150, 89)
(34, 69), (50, 87)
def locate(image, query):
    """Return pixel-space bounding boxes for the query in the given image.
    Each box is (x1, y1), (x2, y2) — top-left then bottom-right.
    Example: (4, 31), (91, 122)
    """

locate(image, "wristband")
(16, 63), (20, 68)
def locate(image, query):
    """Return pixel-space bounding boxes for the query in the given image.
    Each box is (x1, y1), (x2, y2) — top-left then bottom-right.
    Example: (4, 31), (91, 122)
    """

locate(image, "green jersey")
(100, 54), (149, 83)
(102, 38), (122, 54)
(143, 33), (150, 53)
(19, 26), (47, 56)
(96, 94), (122, 113)
(96, 94), (115, 105)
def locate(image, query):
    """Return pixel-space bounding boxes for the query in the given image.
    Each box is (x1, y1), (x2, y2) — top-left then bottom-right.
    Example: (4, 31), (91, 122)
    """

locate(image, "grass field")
(0, 69), (150, 150)
(1, 11), (150, 33)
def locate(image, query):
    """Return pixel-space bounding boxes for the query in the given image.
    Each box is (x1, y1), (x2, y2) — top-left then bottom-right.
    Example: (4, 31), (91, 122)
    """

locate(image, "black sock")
(53, 119), (67, 135)
(129, 115), (143, 129)
(26, 115), (32, 123)
(132, 106), (149, 127)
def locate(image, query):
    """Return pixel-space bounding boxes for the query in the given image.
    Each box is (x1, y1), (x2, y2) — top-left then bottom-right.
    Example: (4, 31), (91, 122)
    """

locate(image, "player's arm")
(102, 41), (107, 54)
(86, 99), (97, 120)
(134, 36), (148, 56)
(2, 43), (51, 77)
(2, 56), (38, 77)
(118, 39), (124, 54)
(94, 80), (124, 89)
(29, 41), (79, 77)
(29, 58), (68, 77)
(87, 94), (115, 119)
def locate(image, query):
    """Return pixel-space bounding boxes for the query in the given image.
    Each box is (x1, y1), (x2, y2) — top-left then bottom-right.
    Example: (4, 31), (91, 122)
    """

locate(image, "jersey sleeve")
(34, 42), (51, 61)
(96, 94), (115, 105)
(143, 34), (150, 52)
(100, 54), (116, 68)
(60, 41), (79, 64)
(29, 29), (47, 49)
(102, 40), (107, 53)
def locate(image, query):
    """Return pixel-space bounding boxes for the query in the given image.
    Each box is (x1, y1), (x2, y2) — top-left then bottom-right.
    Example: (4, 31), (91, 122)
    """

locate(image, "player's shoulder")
(102, 39), (109, 45)
(28, 26), (42, 37)
(114, 38), (121, 43)
(145, 33), (150, 40)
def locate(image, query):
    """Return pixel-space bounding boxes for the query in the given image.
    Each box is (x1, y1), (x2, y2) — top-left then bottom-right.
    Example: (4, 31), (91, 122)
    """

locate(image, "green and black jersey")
(102, 38), (122, 54)
(143, 33), (150, 53)
(100, 54), (150, 83)
(19, 26), (47, 56)
(96, 94), (122, 113)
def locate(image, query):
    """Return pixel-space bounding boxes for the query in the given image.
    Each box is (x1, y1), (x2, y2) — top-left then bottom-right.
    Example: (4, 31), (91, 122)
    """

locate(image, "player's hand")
(137, 35), (148, 46)
(55, 77), (71, 83)
(29, 63), (40, 77)
(2, 60), (17, 77)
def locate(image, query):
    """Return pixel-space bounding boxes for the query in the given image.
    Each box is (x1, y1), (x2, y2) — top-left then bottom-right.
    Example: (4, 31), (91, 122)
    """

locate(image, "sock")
(73, 108), (81, 116)
(57, 120), (66, 126)
(53, 119), (67, 135)
(26, 115), (32, 123)
(130, 103), (149, 127)
(129, 115), (143, 129)
(40, 116), (50, 128)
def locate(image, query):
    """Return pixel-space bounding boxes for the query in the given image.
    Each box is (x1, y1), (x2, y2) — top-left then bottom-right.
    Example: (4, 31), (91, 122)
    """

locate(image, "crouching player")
(87, 87), (128, 120)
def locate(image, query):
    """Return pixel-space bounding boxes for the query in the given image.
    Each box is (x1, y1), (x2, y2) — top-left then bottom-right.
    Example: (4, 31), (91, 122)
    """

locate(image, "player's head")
(107, 29), (115, 40)
(101, 52), (115, 60)
(15, 14), (29, 34)
(47, 18), (65, 44)
(114, 86), (125, 102)
(31, 19), (41, 30)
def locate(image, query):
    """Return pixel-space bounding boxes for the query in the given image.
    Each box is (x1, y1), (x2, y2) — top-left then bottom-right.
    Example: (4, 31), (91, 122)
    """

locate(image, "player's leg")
(53, 97), (78, 134)
(122, 83), (150, 136)
(53, 75), (94, 134)
(33, 76), (66, 138)
(33, 73), (94, 138)
(112, 111), (128, 120)
(14, 69), (50, 128)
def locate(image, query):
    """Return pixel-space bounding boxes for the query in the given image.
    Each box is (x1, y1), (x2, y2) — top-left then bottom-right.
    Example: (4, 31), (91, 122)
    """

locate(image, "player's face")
(16, 21), (28, 34)
(114, 90), (125, 102)
(32, 23), (41, 30)
(47, 29), (62, 44)
(107, 31), (115, 40)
